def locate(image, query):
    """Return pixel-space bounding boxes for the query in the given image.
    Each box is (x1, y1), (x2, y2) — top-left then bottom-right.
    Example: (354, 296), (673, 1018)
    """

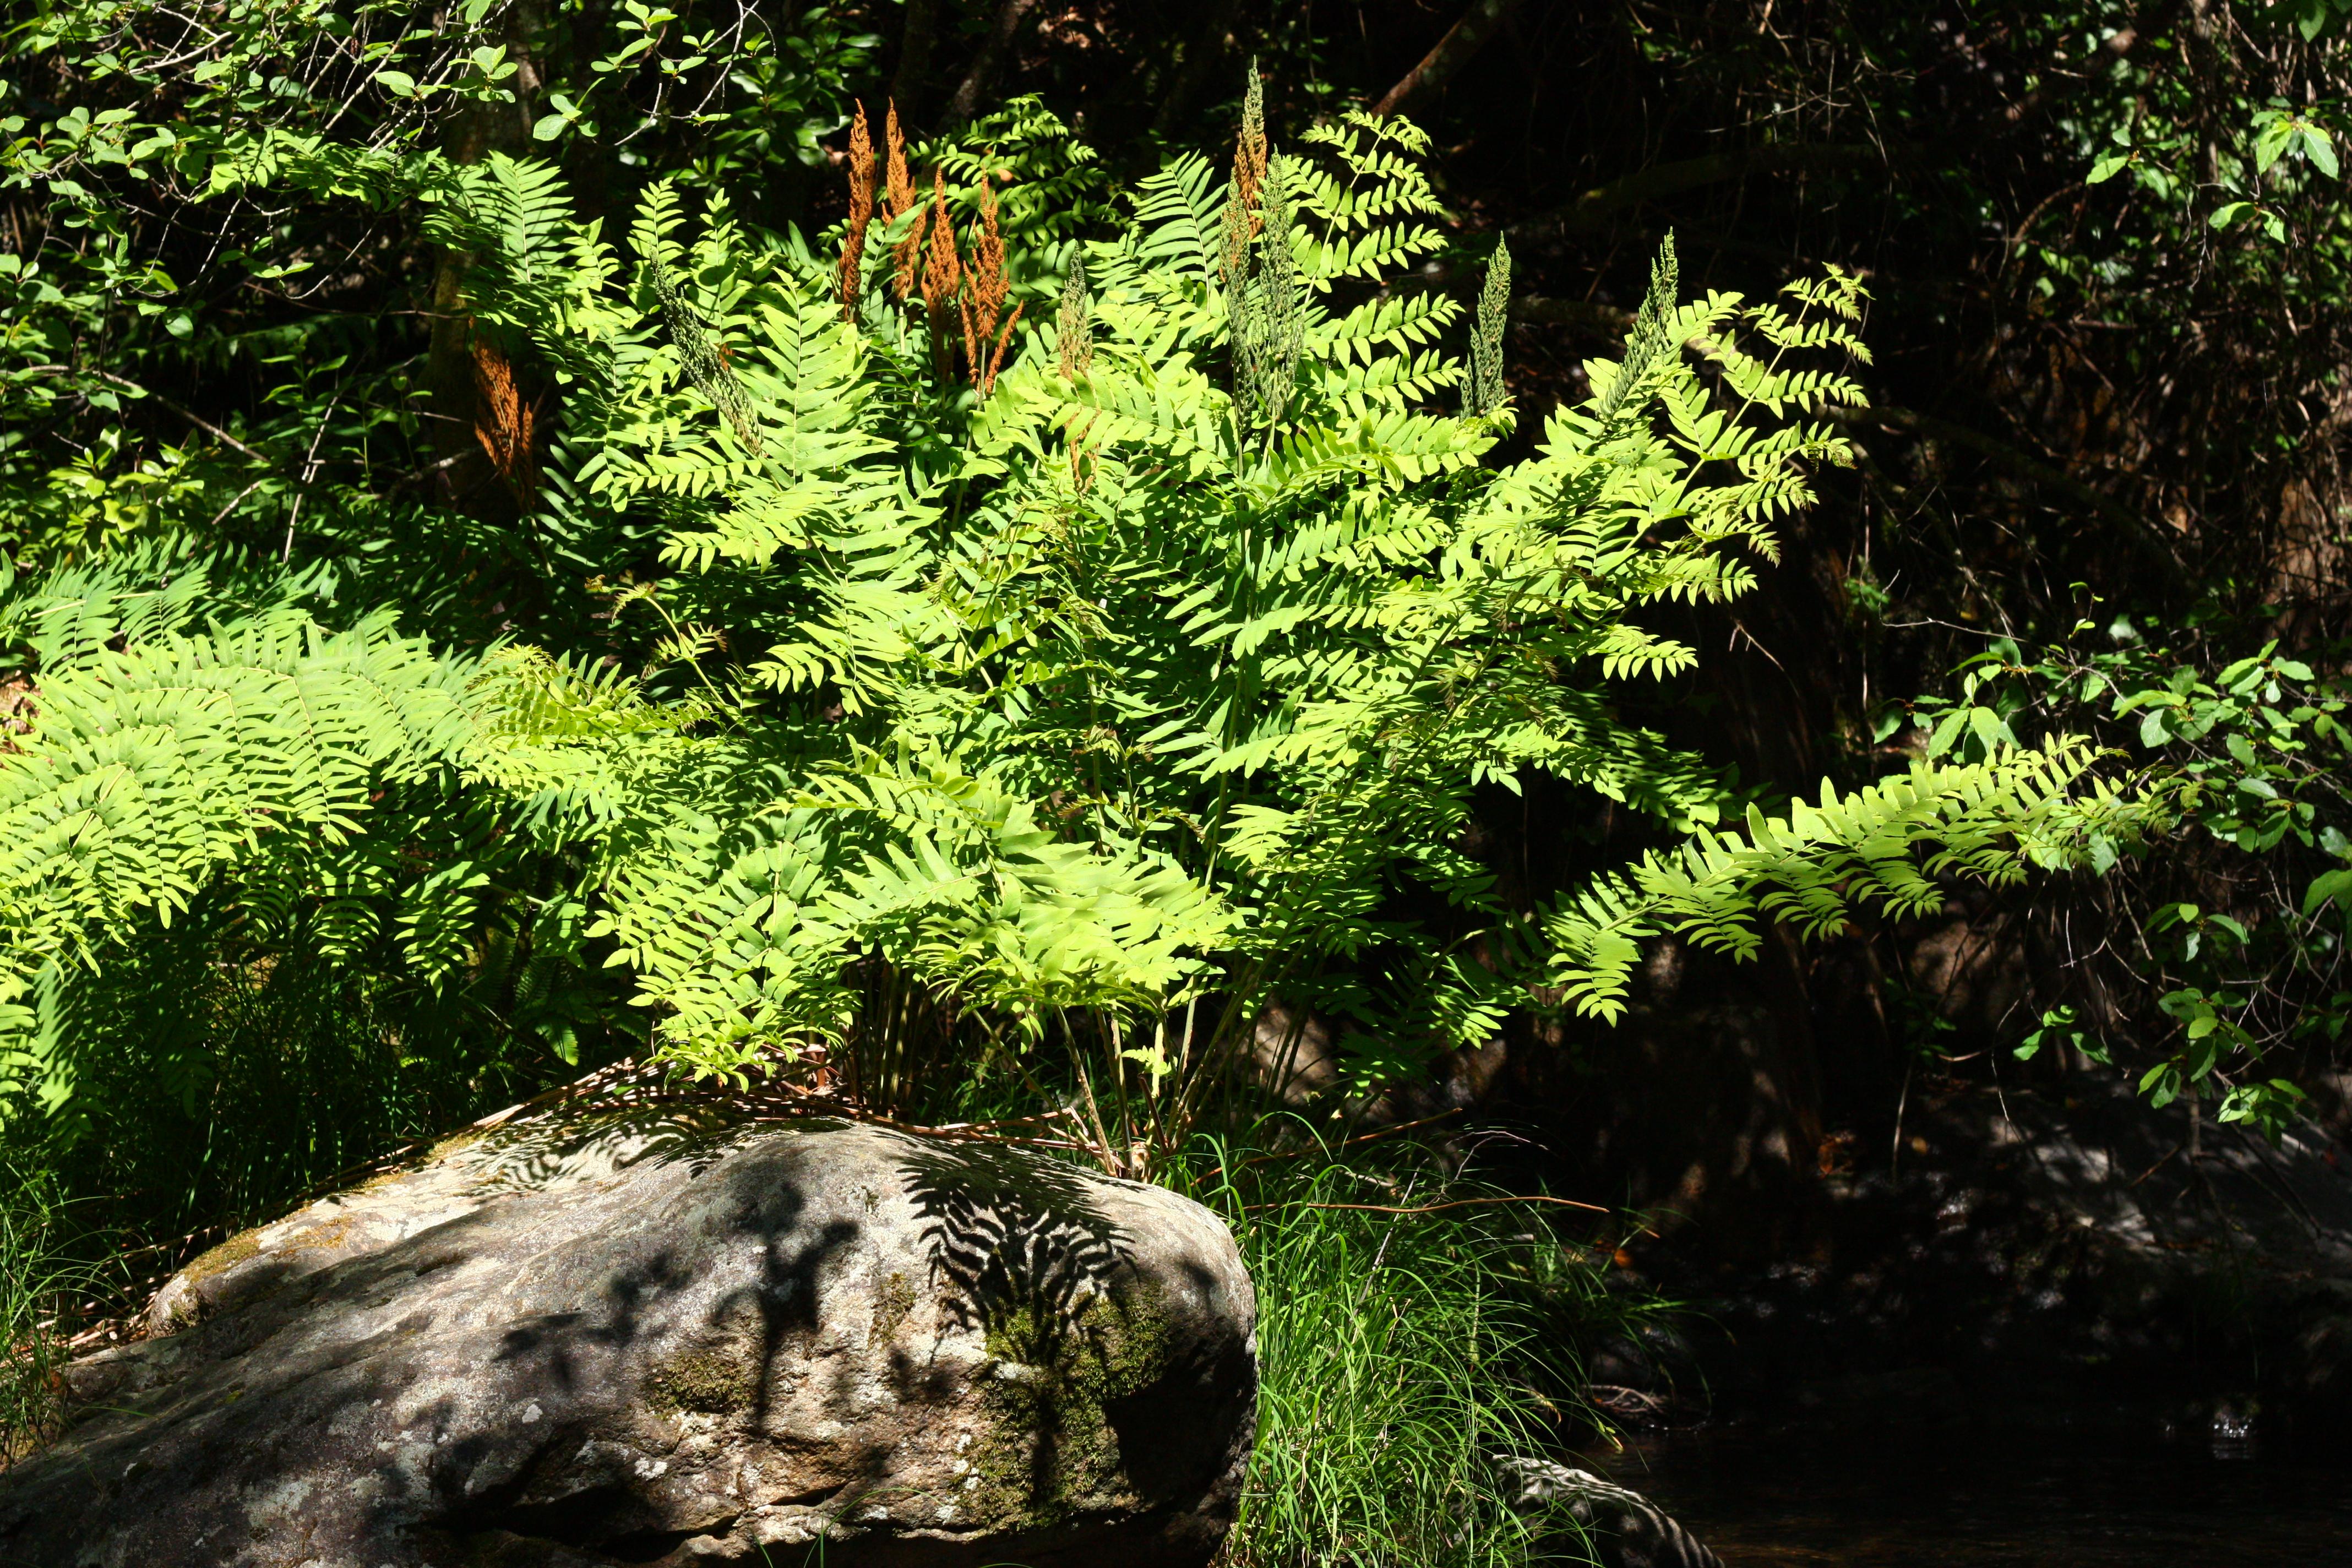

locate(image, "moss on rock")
(965, 1278), (1178, 1527)
(644, 1338), (761, 1417)
(869, 1270), (917, 1347)
(180, 1230), (263, 1285)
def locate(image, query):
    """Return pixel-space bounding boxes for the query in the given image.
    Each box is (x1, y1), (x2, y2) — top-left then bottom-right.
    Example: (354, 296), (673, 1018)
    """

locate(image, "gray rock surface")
(1501, 1457), (1723, 1568)
(0, 1103), (1257, 1566)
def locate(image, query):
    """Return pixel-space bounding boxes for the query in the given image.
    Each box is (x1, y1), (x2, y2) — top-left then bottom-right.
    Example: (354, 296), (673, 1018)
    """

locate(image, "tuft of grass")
(39, 935), (582, 1263)
(0, 1162), (113, 1467)
(1193, 1136), (1663, 1567)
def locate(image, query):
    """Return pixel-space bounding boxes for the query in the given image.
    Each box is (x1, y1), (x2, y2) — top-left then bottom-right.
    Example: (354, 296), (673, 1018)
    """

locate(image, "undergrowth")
(0, 1162), (113, 1465)
(1194, 1134), (1665, 1567)
(47, 941), (575, 1246)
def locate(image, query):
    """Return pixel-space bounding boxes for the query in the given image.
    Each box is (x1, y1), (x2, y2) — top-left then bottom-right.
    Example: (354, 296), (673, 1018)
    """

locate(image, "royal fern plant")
(0, 91), (2170, 1174)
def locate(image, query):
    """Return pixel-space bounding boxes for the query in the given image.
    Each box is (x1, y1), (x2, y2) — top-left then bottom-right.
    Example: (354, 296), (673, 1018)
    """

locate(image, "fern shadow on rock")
(895, 1140), (1129, 1364)
(894, 1139), (1163, 1525)
(455, 1102), (835, 1194)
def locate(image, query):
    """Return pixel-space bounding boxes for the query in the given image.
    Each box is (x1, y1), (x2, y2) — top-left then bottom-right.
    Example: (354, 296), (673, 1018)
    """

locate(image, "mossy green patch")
(645, 1337), (761, 1417)
(181, 1229), (264, 1284)
(179, 1211), (364, 1294)
(350, 1166), (416, 1196)
(426, 1126), (489, 1164)
(964, 1280), (1176, 1528)
(278, 1213), (357, 1256)
(869, 1270), (917, 1347)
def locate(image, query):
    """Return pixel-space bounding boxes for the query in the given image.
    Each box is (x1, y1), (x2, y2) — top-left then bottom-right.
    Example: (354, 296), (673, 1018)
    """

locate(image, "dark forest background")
(7, 0), (2352, 1373)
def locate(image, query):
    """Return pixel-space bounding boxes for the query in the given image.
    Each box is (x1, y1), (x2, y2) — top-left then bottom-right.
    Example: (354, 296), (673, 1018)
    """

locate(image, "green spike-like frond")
(1467, 237), (1512, 418)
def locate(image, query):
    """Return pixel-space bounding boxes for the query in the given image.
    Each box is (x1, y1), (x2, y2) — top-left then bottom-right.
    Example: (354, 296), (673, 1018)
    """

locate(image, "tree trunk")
(425, 0), (546, 521)
(1152, 0), (1244, 139)
(1371, 0), (1525, 119)
(889, 0), (941, 126)
(943, 0), (1042, 129)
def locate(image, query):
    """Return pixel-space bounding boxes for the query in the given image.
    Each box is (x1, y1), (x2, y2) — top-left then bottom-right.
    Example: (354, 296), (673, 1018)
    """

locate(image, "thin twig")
(1193, 1108), (1470, 1182)
(203, 477), (266, 529)
(1245, 1194), (1607, 1216)
(91, 371), (269, 462)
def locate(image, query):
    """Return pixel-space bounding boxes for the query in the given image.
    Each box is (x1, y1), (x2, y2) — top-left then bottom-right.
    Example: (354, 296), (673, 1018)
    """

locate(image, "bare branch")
(943, 0), (1042, 129)
(1371, 0), (1525, 119)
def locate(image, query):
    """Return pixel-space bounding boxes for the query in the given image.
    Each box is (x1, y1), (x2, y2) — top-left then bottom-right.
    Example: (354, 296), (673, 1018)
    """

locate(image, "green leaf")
(2255, 116), (2296, 173)
(2300, 124), (2340, 178)
(2304, 868), (2352, 916)
(2088, 154), (2131, 184)
(532, 113), (569, 141)
(375, 69), (418, 97)
(1968, 705), (2015, 751)
(1925, 707), (1968, 758)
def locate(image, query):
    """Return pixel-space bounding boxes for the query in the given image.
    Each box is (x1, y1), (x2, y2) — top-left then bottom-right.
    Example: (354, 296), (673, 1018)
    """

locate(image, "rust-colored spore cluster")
(885, 104), (923, 304)
(470, 330), (537, 507)
(959, 176), (1024, 397)
(838, 103), (876, 322)
(837, 101), (1024, 396)
(1219, 68), (1268, 291)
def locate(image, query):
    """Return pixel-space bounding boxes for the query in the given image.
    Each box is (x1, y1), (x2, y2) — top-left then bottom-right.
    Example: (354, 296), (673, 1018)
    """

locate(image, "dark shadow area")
(1100, 1256), (1250, 1501)
(1583, 1398), (2352, 1568)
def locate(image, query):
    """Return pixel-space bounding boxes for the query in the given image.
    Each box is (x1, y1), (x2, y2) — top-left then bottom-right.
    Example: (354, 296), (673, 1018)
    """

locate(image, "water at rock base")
(1581, 1403), (2352, 1566)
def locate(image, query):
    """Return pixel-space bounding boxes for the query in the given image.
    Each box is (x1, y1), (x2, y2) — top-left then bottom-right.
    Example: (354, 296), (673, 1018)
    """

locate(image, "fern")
(1466, 239), (1511, 418)
(0, 99), (2178, 1174)
(1543, 743), (2176, 1019)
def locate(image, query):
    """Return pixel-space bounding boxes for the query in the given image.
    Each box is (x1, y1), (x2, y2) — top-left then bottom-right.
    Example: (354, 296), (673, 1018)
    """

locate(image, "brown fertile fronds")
(1221, 61), (1268, 290)
(919, 169), (962, 377)
(884, 102), (925, 302)
(960, 173), (1015, 395)
(982, 301), (1023, 398)
(838, 101), (876, 321)
(470, 329), (537, 506)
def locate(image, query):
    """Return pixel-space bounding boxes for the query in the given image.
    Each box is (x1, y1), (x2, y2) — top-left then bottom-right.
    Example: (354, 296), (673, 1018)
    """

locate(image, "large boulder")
(0, 1101), (1257, 1566)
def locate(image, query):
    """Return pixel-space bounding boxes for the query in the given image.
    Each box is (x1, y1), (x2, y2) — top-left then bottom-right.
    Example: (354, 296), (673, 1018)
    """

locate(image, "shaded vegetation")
(6, 1), (2352, 1559)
